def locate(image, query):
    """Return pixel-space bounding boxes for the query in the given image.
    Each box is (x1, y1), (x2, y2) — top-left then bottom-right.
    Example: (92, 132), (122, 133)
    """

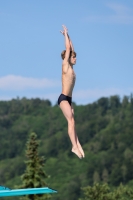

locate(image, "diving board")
(0, 186), (57, 197)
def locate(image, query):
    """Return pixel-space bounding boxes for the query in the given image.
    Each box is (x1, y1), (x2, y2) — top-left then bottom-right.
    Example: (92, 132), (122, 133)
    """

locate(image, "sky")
(0, 0), (133, 105)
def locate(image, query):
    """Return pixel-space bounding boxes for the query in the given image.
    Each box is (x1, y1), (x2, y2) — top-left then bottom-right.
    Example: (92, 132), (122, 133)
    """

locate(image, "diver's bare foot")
(77, 141), (85, 158)
(71, 147), (83, 159)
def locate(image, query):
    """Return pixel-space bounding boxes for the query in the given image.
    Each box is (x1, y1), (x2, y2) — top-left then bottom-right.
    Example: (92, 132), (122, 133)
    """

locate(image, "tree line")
(0, 94), (133, 200)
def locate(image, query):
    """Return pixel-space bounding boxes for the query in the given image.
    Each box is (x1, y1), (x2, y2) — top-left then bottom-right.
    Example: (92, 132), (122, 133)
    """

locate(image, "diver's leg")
(60, 101), (83, 159)
(71, 106), (85, 158)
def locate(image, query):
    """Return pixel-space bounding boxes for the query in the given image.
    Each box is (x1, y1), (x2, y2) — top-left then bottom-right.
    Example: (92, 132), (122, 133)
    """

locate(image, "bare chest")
(62, 67), (76, 81)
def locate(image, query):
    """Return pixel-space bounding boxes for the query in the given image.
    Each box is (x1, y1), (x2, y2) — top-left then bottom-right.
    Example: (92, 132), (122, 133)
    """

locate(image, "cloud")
(0, 92), (59, 101)
(0, 75), (60, 90)
(73, 87), (133, 104)
(0, 84), (132, 105)
(107, 3), (130, 14)
(85, 2), (133, 24)
(74, 88), (123, 98)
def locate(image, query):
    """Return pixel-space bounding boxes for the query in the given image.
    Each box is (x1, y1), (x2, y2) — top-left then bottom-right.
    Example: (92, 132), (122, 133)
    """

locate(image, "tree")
(102, 168), (109, 183)
(93, 171), (100, 183)
(109, 95), (120, 114)
(79, 183), (132, 200)
(19, 132), (50, 200)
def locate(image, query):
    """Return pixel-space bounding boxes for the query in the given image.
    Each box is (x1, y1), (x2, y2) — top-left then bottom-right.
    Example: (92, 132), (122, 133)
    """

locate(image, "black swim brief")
(58, 94), (72, 106)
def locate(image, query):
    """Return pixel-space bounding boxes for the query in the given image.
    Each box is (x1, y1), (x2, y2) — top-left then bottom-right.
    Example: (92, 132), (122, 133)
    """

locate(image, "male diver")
(58, 25), (85, 159)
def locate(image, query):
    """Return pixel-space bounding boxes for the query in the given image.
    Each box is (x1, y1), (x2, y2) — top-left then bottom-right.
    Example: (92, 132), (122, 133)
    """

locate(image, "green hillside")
(0, 94), (133, 200)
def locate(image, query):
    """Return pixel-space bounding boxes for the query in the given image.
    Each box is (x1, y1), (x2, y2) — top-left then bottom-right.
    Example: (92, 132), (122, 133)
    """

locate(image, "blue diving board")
(0, 186), (57, 197)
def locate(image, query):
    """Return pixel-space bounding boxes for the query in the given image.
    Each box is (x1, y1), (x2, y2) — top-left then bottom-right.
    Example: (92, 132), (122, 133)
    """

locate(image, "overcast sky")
(0, 0), (133, 105)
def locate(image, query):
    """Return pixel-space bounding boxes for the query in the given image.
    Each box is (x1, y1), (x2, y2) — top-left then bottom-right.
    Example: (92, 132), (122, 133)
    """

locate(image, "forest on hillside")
(0, 94), (133, 200)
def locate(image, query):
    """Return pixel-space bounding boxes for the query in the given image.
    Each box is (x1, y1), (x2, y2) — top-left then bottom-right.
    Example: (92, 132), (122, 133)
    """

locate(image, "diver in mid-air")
(58, 25), (85, 159)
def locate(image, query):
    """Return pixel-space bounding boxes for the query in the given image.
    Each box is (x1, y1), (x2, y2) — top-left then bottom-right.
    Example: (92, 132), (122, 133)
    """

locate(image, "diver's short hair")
(61, 50), (76, 60)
